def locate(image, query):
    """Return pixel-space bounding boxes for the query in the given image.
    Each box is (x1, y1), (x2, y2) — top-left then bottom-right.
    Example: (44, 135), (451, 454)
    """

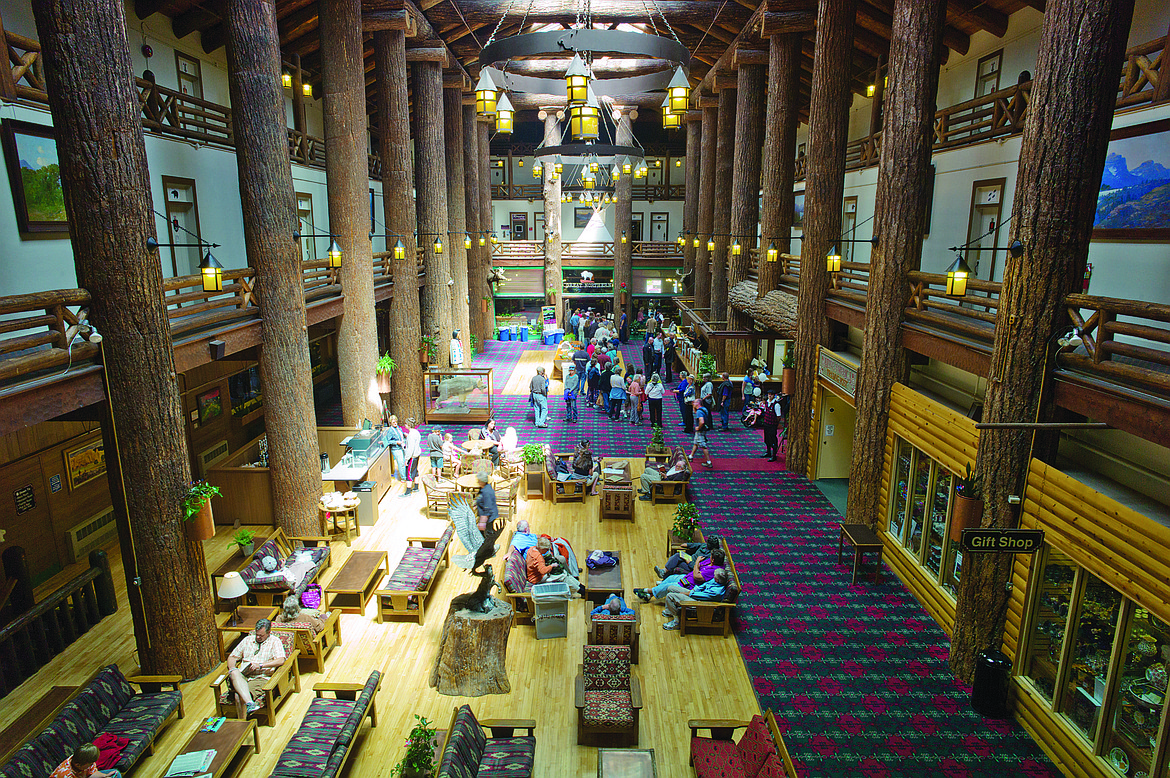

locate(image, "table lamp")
(217, 571), (250, 626)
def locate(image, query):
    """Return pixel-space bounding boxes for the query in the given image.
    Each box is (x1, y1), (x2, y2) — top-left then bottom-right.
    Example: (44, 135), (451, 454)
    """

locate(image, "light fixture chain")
(648, 0), (681, 44)
(517, 0), (534, 36)
(483, 0), (517, 49)
(642, 0), (659, 36)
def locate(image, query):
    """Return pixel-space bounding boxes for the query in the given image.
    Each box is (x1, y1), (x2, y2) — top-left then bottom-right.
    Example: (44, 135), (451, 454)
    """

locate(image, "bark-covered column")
(725, 59), (767, 373)
(951, 0), (1135, 681)
(444, 84), (471, 359)
(694, 102), (717, 309)
(320, 0), (377, 424)
(758, 33), (803, 295)
(465, 103), (489, 350)
(478, 120), (496, 326)
(682, 111), (702, 291)
(373, 30), (423, 419)
(710, 84), (736, 325)
(225, 0), (321, 536)
(31, 0), (217, 676)
(542, 111), (563, 326)
(787, 0), (856, 476)
(845, 0), (946, 530)
(612, 112), (634, 320)
(413, 60), (453, 366)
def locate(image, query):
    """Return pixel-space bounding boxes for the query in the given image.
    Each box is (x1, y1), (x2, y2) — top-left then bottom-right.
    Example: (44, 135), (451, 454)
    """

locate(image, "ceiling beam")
(946, 0), (1008, 38)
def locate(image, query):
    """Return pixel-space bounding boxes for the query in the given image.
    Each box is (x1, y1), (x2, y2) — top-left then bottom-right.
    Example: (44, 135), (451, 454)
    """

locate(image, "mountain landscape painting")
(1094, 119), (1170, 238)
(2, 119), (68, 233)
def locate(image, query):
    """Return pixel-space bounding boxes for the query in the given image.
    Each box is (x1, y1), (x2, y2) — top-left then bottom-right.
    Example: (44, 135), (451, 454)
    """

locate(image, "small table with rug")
(597, 748), (657, 778)
(599, 458), (634, 523)
(216, 606), (279, 660)
(582, 550), (623, 607)
(170, 718), (260, 778)
(325, 550), (389, 615)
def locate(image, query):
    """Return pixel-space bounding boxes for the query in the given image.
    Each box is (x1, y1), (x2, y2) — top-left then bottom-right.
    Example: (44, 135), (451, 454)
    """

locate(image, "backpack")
(695, 407), (710, 430)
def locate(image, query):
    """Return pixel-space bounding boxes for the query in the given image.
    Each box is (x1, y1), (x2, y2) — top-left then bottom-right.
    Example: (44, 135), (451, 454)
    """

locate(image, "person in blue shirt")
(674, 371), (691, 432)
(717, 372), (734, 431)
(590, 593), (634, 616)
(662, 568), (729, 630)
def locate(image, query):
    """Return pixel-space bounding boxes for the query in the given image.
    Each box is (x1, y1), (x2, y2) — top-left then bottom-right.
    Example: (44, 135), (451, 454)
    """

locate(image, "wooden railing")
(288, 129), (326, 167)
(1117, 34), (1170, 108)
(1063, 294), (1170, 396)
(0, 550), (117, 699)
(631, 241), (684, 260)
(0, 23), (44, 102)
(905, 271), (1000, 343)
(490, 183), (686, 201)
(491, 241), (543, 260)
(0, 289), (96, 384)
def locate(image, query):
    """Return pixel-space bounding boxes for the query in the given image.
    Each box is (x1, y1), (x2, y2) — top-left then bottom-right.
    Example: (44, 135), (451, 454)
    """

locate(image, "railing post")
(0, 12), (17, 102)
(92, 544), (118, 612)
(1095, 309), (1115, 364)
(1156, 34), (1170, 103)
(1, 545), (33, 613)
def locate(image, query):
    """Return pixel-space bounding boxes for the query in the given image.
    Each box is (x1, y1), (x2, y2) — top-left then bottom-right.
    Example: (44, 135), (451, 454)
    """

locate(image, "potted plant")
(470, 333), (478, 355)
(781, 348), (796, 396)
(697, 353), (717, 378)
(647, 424), (669, 456)
(522, 443), (546, 499)
(391, 714), (438, 778)
(671, 502), (702, 547)
(376, 353), (396, 393)
(183, 481), (221, 542)
(481, 295), (491, 313)
(619, 280), (628, 305)
(232, 528), (256, 556)
(950, 462), (985, 543)
(420, 336), (438, 367)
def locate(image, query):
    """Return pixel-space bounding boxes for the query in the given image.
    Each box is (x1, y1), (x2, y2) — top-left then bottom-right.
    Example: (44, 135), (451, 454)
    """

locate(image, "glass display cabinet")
(422, 367), (494, 424)
(885, 437), (960, 599)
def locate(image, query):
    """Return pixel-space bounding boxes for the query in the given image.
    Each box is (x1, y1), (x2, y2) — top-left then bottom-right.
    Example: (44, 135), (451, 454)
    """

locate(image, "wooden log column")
(787, 0), (857, 477)
(694, 102), (717, 310)
(758, 33), (804, 296)
(225, 0), (322, 536)
(682, 111), (702, 291)
(542, 110), (563, 327)
(465, 103), (490, 351)
(725, 58), (767, 373)
(30, 0), (217, 676)
(710, 83), (736, 327)
(612, 112), (634, 320)
(844, 0), (946, 531)
(413, 59), (454, 366)
(444, 83), (471, 360)
(951, 0), (1136, 682)
(478, 120), (496, 327)
(320, 0), (378, 425)
(374, 30), (423, 419)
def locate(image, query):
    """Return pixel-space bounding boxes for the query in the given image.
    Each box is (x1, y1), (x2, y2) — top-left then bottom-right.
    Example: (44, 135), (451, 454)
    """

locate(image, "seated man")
(662, 567), (730, 630)
(590, 593), (634, 616)
(224, 618), (285, 719)
(655, 535), (722, 579)
(51, 743), (121, 778)
(526, 535), (585, 597)
(568, 439), (600, 493)
(637, 449), (690, 501)
(632, 548), (724, 602)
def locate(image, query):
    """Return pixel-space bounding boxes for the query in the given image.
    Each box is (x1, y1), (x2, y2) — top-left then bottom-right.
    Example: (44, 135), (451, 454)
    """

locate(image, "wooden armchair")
(544, 451), (586, 504)
(273, 609), (343, 674)
(646, 447), (691, 505)
(574, 645), (640, 746)
(422, 473), (457, 519)
(585, 606), (640, 664)
(209, 630), (300, 726)
(688, 709), (798, 777)
(497, 476), (522, 523)
(679, 539), (741, 638)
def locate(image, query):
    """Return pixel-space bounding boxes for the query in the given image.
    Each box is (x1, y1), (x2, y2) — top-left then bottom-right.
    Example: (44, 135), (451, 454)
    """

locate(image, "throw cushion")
(503, 548), (530, 595)
(691, 737), (746, 778)
(581, 645), (631, 692)
(756, 752), (789, 778)
(273, 698), (351, 777)
(736, 715), (777, 776)
(479, 736), (536, 777)
(582, 689), (634, 728)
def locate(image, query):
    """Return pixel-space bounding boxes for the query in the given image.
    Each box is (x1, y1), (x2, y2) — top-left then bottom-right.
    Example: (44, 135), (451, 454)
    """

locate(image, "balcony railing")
(489, 241), (684, 263)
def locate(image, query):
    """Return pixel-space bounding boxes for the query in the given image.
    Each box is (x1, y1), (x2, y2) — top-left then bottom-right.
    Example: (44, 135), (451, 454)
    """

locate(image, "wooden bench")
(837, 522), (883, 585)
(543, 449), (586, 503)
(239, 528), (333, 607)
(643, 447), (691, 504)
(0, 685), (79, 763)
(273, 609), (343, 674)
(688, 709), (798, 777)
(209, 631), (300, 727)
(679, 538), (740, 638)
(374, 524), (454, 624)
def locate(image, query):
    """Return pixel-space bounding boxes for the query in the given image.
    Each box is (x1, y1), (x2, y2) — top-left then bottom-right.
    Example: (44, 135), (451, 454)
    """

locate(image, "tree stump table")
(428, 597), (512, 696)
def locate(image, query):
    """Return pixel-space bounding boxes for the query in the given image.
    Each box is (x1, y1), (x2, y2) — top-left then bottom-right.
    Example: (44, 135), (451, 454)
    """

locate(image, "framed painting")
(574, 207), (593, 229)
(1, 119), (68, 234)
(197, 387), (223, 424)
(793, 190), (805, 228)
(1093, 119), (1170, 239)
(64, 438), (106, 491)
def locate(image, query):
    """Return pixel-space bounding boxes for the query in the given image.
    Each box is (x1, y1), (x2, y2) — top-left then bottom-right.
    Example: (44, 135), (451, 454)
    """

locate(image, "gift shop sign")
(817, 347), (857, 397)
(961, 528), (1044, 554)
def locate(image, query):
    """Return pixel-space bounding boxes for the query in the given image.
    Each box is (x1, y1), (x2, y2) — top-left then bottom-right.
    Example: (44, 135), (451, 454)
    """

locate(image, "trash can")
(518, 326), (528, 342)
(544, 333), (556, 346)
(352, 480), (378, 527)
(971, 648), (1011, 718)
(532, 581), (571, 640)
(553, 331), (563, 344)
(499, 329), (511, 341)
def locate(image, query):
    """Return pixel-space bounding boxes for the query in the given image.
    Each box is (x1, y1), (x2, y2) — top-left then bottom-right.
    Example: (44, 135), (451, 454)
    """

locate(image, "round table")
(462, 439), (495, 453)
(456, 474), (483, 491)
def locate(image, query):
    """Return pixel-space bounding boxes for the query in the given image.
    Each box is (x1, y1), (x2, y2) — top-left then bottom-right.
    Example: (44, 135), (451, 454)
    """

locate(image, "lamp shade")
(478, 235), (486, 246)
(621, 231), (627, 244)
(945, 253), (972, 297)
(826, 245), (842, 273)
(393, 239), (406, 260)
(281, 70), (292, 88)
(706, 238), (715, 251)
(667, 66), (690, 114)
(766, 242), (778, 262)
(692, 237), (700, 248)
(302, 82), (312, 97)
(433, 237), (443, 254)
(731, 240), (742, 256)
(327, 239), (343, 268)
(495, 93), (514, 134)
(569, 102), (599, 140)
(200, 252), (224, 292)
(474, 70), (498, 116)
(565, 53), (590, 103)
(464, 234), (472, 249)
(217, 571), (249, 600)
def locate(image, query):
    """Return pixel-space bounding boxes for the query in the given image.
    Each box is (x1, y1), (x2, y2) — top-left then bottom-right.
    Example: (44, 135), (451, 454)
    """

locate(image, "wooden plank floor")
(2, 462), (759, 776)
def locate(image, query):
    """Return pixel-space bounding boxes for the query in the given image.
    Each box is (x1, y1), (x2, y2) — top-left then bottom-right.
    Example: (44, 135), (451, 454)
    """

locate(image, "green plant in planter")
(232, 528), (256, 547)
(420, 336), (439, 364)
(781, 349), (796, 370)
(648, 424), (668, 454)
(529, 320), (544, 339)
(390, 714), (437, 778)
(521, 443), (545, 465)
(697, 353), (717, 377)
(956, 462), (983, 500)
(470, 333), (478, 354)
(377, 353), (396, 377)
(183, 481), (222, 521)
(672, 502), (701, 541)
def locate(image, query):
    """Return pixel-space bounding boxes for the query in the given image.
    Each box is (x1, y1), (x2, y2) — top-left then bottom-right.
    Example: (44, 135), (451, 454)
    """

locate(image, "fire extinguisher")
(1083, 262), (1092, 293)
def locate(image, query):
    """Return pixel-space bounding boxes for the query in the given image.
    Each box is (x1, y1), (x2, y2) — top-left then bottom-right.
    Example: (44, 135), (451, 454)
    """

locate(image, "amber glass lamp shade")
(200, 252), (224, 292)
(945, 254), (972, 297)
(569, 103), (599, 140)
(766, 242), (778, 262)
(433, 237), (443, 255)
(393, 239), (406, 260)
(326, 239), (343, 268)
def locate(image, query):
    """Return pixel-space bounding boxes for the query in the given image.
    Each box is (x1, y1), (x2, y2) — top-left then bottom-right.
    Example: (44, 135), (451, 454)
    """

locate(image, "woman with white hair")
(274, 595), (329, 633)
(646, 373), (665, 427)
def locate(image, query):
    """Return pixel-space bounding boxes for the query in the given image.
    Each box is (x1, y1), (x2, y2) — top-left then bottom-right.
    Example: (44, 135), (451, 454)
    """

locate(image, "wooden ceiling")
(135, 0), (1045, 121)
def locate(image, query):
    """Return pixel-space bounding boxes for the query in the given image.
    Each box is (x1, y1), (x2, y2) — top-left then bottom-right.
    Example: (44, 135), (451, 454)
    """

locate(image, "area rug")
(688, 469), (1059, 777)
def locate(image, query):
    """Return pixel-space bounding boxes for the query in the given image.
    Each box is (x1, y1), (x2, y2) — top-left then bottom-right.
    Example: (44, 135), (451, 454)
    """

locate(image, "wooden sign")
(961, 528), (1044, 554)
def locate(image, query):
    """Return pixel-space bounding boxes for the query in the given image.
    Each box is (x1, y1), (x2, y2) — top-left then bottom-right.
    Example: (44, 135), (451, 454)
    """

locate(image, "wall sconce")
(945, 253), (972, 297)
(766, 242), (778, 262)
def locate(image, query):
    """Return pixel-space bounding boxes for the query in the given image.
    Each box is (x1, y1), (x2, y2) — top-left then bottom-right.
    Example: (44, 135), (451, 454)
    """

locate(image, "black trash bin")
(971, 648), (1011, 718)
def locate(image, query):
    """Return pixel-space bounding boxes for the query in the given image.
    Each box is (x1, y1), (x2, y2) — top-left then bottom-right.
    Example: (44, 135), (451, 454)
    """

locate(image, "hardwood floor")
(3, 462), (759, 776)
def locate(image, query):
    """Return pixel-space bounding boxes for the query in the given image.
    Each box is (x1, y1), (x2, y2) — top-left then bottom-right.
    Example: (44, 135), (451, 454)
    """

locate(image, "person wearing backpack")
(690, 399), (714, 468)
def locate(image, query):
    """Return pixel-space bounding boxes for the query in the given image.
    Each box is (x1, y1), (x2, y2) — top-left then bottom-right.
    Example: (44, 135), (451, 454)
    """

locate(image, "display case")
(1103, 607), (1168, 777)
(422, 367), (495, 424)
(1024, 550), (1076, 704)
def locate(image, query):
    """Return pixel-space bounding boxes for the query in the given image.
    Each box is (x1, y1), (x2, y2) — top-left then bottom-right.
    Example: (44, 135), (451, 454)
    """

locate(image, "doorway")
(965, 178), (1005, 281)
(534, 212), (545, 242)
(296, 192), (316, 263)
(841, 197), (858, 262)
(162, 176), (202, 278)
(650, 212), (668, 242)
(630, 212), (643, 242)
(510, 211), (528, 241)
(815, 390), (856, 480)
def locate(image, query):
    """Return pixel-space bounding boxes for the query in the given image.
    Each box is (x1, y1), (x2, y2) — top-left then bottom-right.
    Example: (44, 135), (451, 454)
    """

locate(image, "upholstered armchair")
(574, 645), (641, 746)
(210, 630), (300, 726)
(585, 608), (640, 664)
(544, 449), (586, 504)
(273, 609), (343, 674)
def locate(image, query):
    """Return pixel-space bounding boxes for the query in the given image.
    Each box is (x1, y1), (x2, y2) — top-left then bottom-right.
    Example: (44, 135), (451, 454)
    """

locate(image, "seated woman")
(661, 568), (730, 630)
(633, 548), (724, 602)
(568, 439), (600, 493)
(637, 449), (690, 500)
(480, 419), (502, 466)
(655, 535), (722, 579)
(526, 535), (585, 597)
(274, 595), (330, 633)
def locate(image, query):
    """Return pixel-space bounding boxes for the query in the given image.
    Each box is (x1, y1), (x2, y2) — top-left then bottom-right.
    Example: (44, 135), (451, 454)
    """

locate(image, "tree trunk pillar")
(465, 103), (490, 350)
(30, 0), (218, 677)
(413, 60), (454, 367)
(225, 0), (322, 536)
(320, 0), (378, 425)
(787, 0), (856, 476)
(758, 33), (802, 296)
(951, 0), (1136, 682)
(444, 85), (471, 361)
(542, 111), (563, 327)
(682, 111), (702, 293)
(612, 112), (634, 320)
(710, 85), (736, 329)
(694, 103), (717, 311)
(478, 120), (496, 328)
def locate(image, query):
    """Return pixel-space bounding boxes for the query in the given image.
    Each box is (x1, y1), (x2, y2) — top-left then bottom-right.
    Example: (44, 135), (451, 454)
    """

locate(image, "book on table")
(165, 749), (216, 777)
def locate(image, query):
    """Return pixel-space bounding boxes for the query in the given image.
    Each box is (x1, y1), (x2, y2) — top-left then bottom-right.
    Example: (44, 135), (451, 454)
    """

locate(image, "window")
(975, 50), (1002, 98)
(885, 437), (959, 597)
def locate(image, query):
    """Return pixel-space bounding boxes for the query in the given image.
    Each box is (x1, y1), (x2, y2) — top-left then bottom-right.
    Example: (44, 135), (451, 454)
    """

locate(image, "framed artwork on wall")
(1093, 118), (1170, 239)
(574, 207), (592, 229)
(1, 119), (69, 234)
(197, 387), (223, 424)
(64, 438), (106, 491)
(793, 190), (805, 228)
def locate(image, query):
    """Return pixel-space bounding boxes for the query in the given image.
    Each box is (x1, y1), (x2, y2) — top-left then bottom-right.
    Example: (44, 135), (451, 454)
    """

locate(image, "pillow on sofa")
(736, 715), (777, 777)
(756, 752), (789, 778)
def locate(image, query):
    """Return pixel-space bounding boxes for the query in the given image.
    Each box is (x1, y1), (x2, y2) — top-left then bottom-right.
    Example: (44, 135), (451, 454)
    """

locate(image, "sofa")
(374, 524), (454, 624)
(499, 543), (534, 625)
(542, 446), (586, 503)
(644, 446), (692, 504)
(679, 538), (741, 638)
(268, 671), (381, 778)
(240, 529), (331, 606)
(1, 665), (183, 778)
(436, 704), (535, 778)
(689, 710), (797, 777)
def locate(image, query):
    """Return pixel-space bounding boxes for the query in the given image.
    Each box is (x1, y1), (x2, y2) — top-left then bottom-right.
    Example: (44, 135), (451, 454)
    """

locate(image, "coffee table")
(582, 550), (623, 606)
(216, 606), (278, 660)
(172, 719), (259, 778)
(597, 748), (656, 777)
(599, 458), (634, 523)
(325, 550), (388, 615)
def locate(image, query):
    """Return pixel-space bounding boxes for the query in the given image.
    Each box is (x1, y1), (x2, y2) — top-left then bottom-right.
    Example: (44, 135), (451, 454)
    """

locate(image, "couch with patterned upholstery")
(240, 528), (331, 606)
(1, 665), (183, 778)
(688, 710), (797, 777)
(573, 645), (641, 746)
(374, 524), (454, 624)
(436, 704), (535, 778)
(499, 544), (534, 625)
(268, 671), (381, 778)
(585, 609), (640, 664)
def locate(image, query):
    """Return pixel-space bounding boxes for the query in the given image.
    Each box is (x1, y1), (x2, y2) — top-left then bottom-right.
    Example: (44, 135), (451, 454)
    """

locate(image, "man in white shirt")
(450, 330), (464, 367)
(225, 619), (285, 719)
(529, 367), (550, 428)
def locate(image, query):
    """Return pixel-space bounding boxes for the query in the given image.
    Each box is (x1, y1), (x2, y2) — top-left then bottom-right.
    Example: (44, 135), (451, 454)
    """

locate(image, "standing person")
(564, 366), (580, 423)
(426, 426), (444, 473)
(619, 311), (628, 343)
(584, 314), (599, 343)
(675, 371), (693, 433)
(652, 333), (665, 376)
(403, 418), (422, 495)
(699, 373), (715, 414)
(717, 373), (734, 431)
(598, 363), (613, 415)
(761, 390), (782, 461)
(586, 357), (601, 408)
(474, 470), (498, 532)
(529, 367), (550, 428)
(384, 414), (406, 484)
(573, 342), (589, 376)
(608, 368), (626, 421)
(449, 330), (464, 367)
(569, 309), (580, 340)
(662, 334), (676, 383)
(628, 369), (645, 425)
(641, 338), (655, 375)
(690, 399), (714, 469)
(646, 372), (665, 428)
